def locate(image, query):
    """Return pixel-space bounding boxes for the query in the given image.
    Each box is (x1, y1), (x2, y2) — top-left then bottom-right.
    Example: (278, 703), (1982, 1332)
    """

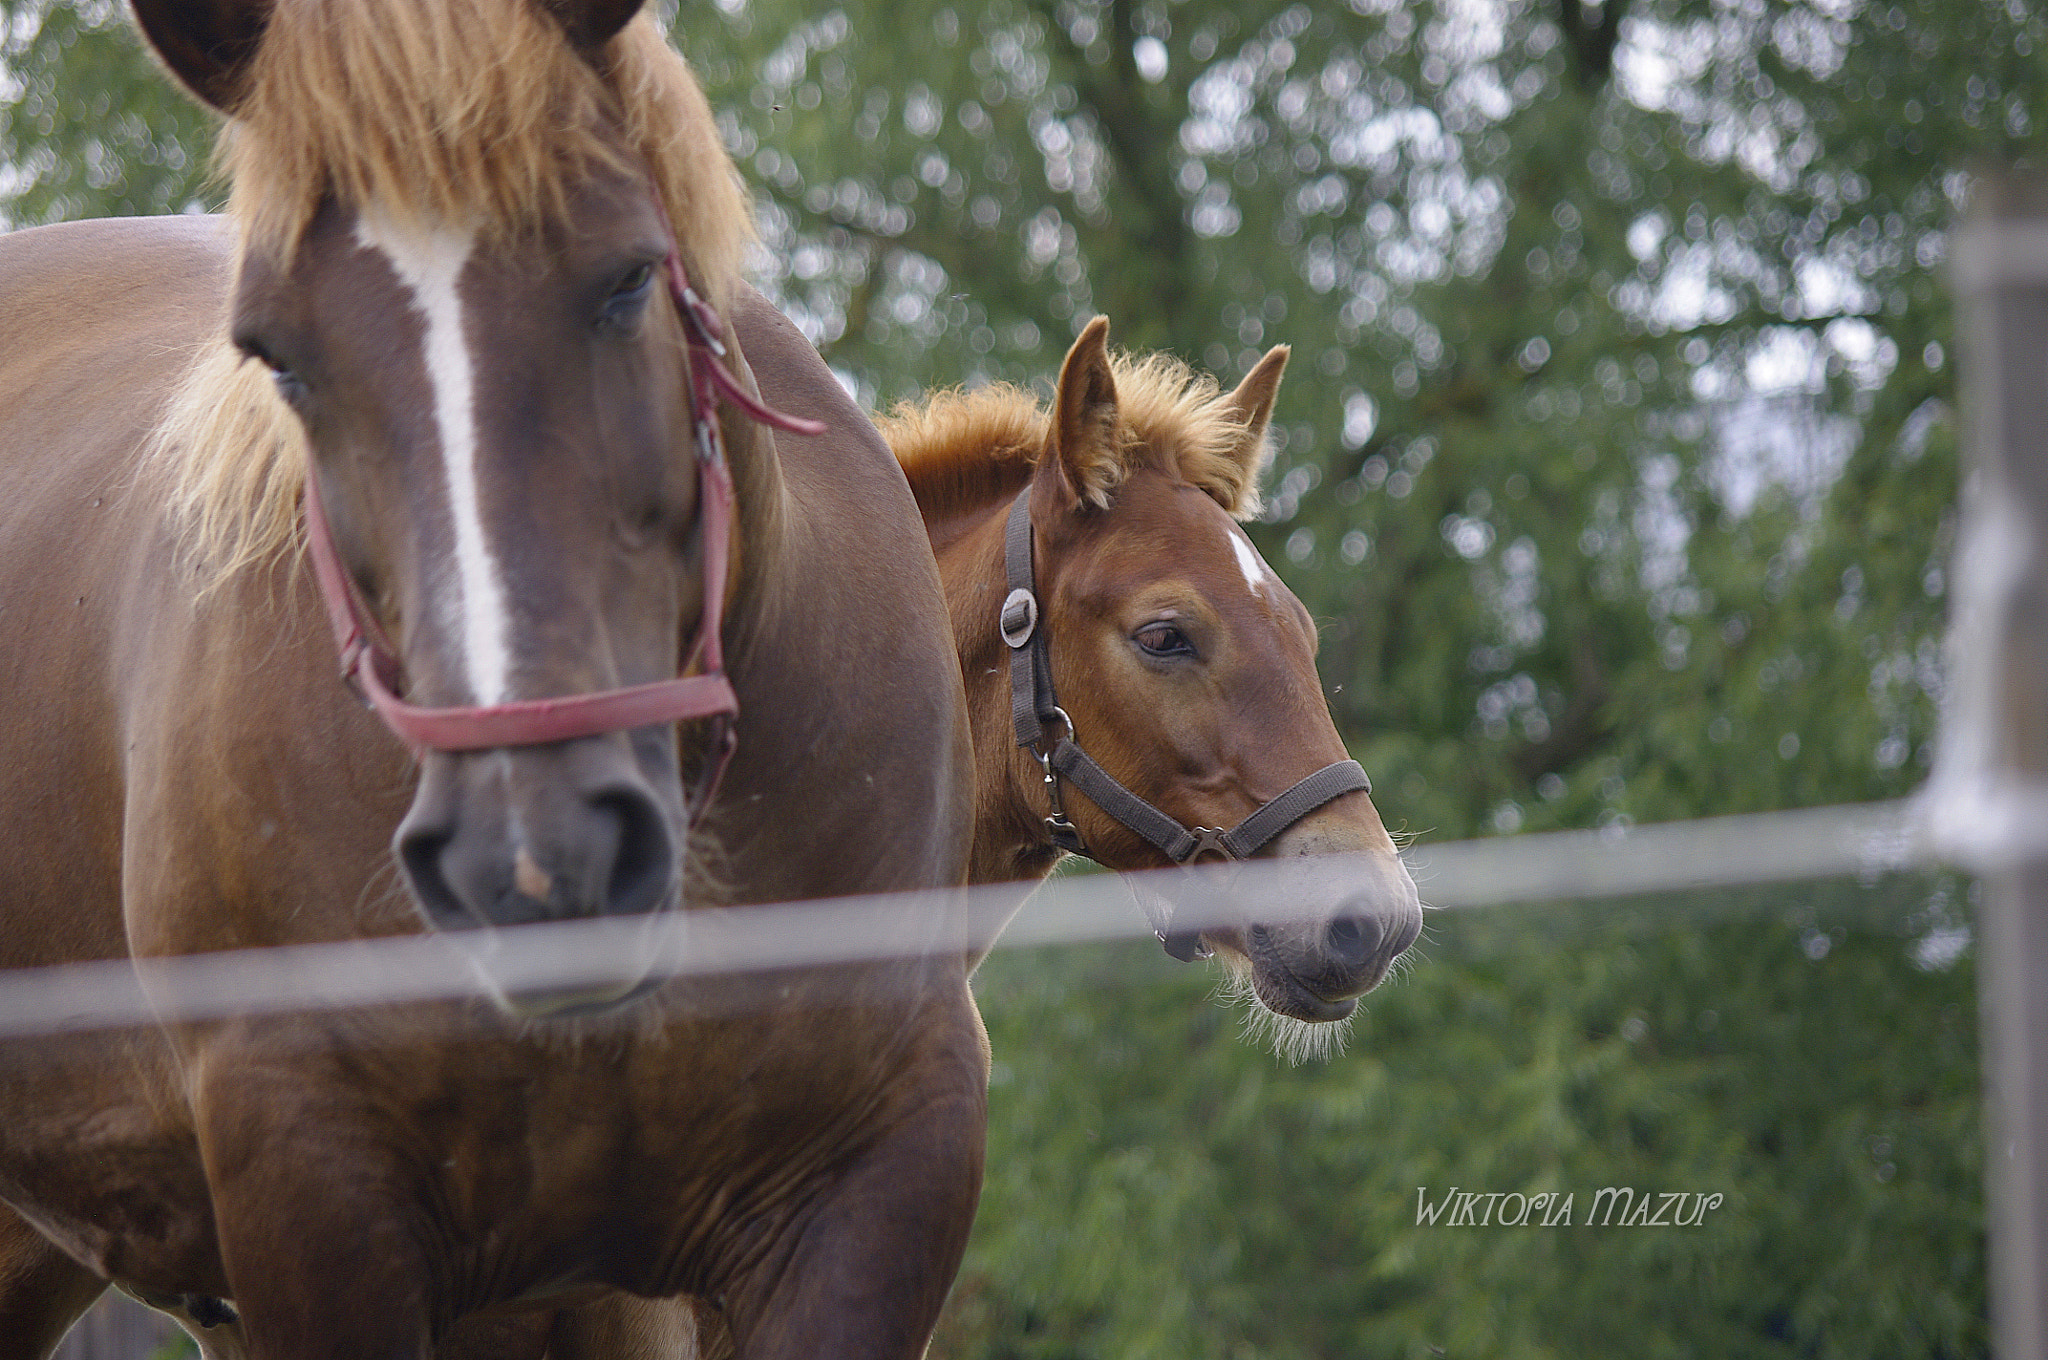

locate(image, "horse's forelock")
(218, 0), (748, 299)
(884, 351), (1272, 521)
(159, 0), (753, 589)
(1108, 351), (1270, 520)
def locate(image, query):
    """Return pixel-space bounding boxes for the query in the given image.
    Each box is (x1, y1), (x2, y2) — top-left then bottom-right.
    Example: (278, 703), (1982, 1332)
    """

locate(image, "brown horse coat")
(0, 211), (980, 1359)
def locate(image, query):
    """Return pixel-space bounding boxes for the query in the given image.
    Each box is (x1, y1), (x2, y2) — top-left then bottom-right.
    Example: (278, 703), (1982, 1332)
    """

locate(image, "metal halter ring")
(1031, 706), (1074, 770)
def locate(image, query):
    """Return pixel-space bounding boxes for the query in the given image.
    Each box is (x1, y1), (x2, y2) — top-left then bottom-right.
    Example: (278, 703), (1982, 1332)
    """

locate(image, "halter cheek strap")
(999, 487), (1373, 960)
(302, 211), (826, 828)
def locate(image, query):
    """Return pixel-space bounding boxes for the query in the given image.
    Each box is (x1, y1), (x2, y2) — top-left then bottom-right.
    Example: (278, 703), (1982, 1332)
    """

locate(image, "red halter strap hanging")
(300, 204), (825, 821)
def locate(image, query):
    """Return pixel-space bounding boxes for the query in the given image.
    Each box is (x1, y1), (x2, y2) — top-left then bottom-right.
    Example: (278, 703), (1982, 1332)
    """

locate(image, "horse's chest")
(321, 999), (956, 1289)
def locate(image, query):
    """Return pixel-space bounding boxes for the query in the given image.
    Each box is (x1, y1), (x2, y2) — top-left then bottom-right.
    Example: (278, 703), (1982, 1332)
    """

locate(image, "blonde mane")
(152, 0), (752, 586)
(881, 350), (1272, 522)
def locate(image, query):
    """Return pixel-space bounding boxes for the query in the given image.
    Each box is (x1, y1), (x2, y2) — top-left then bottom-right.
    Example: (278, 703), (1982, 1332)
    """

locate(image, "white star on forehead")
(1227, 524), (1275, 596)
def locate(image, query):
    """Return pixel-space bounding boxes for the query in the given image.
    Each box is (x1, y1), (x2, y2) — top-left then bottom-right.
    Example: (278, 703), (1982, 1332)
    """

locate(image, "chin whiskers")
(1210, 959), (1354, 1067)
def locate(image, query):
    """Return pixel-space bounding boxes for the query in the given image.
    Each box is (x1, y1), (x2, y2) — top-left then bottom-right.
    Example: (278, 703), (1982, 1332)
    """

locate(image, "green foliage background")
(2, 0), (2025, 1353)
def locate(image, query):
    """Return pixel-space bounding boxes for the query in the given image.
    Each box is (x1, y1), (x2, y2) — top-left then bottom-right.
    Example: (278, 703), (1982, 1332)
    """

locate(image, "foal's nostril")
(1389, 902), (1422, 957)
(1324, 911), (1383, 970)
(591, 785), (675, 918)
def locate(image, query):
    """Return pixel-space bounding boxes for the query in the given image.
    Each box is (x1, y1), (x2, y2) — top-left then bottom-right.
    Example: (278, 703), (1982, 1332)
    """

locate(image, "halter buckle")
(1184, 827), (1235, 863)
(1031, 707), (1075, 776)
(694, 413), (724, 467)
(1035, 707), (1083, 853)
(999, 587), (1039, 649)
(337, 634), (373, 708)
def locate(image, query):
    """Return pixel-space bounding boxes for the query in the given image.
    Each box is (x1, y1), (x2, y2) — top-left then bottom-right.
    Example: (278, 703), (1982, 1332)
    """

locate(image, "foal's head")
(142, 0), (750, 1014)
(896, 320), (1421, 1053)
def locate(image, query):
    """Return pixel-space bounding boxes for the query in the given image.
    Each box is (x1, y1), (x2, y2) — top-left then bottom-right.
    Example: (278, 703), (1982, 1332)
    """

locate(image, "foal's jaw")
(1207, 817), (1422, 1023)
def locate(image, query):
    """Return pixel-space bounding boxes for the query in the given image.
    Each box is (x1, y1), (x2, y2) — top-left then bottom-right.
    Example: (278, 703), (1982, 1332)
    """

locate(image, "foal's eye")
(598, 262), (657, 330)
(1133, 623), (1197, 659)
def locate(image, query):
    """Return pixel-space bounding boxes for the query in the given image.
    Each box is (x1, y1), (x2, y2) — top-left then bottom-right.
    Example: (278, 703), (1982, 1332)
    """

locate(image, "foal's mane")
(151, 0), (751, 587)
(881, 350), (1271, 522)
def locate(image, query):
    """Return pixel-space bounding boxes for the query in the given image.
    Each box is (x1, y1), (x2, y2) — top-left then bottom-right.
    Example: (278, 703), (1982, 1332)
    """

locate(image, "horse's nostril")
(1324, 911), (1382, 969)
(592, 786), (675, 918)
(396, 820), (476, 931)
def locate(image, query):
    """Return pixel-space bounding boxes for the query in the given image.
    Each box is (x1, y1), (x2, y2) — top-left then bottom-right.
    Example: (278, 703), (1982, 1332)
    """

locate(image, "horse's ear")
(1221, 344), (1289, 478)
(1038, 316), (1123, 512)
(130, 0), (272, 111)
(539, 0), (646, 50)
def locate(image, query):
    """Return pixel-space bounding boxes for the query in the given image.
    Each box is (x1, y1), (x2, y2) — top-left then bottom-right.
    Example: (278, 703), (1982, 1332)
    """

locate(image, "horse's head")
(1018, 320), (1421, 1035)
(138, 0), (754, 1015)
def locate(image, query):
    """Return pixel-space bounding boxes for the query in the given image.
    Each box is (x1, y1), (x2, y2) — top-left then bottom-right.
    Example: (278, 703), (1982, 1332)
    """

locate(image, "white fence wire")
(0, 795), (1962, 1042)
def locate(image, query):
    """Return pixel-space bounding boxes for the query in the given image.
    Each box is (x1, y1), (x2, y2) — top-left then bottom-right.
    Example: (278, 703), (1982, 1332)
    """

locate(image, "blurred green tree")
(0, 0), (211, 222)
(688, 0), (2032, 842)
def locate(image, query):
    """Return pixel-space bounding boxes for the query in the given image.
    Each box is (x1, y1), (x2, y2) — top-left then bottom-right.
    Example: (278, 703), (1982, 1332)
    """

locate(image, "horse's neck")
(944, 496), (1066, 889)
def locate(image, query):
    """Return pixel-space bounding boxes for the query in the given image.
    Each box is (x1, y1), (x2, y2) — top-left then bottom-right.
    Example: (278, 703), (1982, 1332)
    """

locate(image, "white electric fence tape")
(0, 796), (1976, 1041)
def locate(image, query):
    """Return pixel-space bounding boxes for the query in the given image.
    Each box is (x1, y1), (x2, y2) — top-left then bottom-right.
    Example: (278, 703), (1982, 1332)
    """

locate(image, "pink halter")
(301, 215), (823, 820)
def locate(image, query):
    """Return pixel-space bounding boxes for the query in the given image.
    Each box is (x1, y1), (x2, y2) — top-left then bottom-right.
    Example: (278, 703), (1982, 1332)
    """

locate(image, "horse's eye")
(599, 263), (657, 330)
(1134, 623), (1196, 659)
(615, 262), (654, 296)
(238, 337), (306, 403)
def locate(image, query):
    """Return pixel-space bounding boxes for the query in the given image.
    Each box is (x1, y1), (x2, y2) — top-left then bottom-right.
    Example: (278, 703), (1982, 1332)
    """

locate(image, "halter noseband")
(301, 209), (826, 827)
(1000, 487), (1373, 961)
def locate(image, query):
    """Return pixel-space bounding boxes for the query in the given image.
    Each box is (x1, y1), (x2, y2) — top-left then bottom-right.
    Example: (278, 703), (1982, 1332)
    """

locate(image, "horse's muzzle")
(394, 734), (682, 1015)
(1222, 851), (1422, 1023)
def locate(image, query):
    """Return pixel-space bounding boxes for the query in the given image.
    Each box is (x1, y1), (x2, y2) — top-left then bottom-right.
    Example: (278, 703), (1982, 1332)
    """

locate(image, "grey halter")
(999, 487), (1373, 961)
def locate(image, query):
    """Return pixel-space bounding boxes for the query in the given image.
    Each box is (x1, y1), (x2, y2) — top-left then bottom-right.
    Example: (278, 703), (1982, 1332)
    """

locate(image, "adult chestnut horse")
(0, 2), (980, 1357)
(881, 319), (1421, 1055)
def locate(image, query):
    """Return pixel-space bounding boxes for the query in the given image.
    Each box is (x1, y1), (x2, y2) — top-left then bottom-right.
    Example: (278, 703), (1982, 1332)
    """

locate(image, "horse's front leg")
(192, 1059), (445, 1360)
(720, 1083), (986, 1360)
(0, 1203), (106, 1360)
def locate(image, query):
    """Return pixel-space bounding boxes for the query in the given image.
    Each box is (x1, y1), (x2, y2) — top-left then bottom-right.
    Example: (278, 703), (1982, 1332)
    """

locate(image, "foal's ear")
(131, 0), (272, 111)
(1221, 344), (1290, 480)
(1038, 316), (1124, 512)
(539, 0), (647, 51)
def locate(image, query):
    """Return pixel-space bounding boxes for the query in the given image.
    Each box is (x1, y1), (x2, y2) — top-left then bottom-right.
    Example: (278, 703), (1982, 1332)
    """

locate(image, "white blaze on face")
(1227, 524), (1277, 597)
(354, 211), (510, 705)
